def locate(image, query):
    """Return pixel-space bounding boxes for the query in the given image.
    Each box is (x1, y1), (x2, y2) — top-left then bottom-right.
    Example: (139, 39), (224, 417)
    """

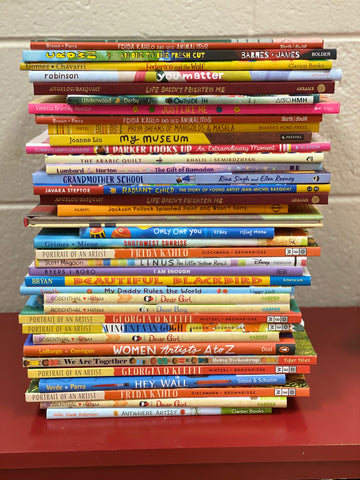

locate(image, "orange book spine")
(19, 310), (302, 324)
(57, 204), (288, 216)
(100, 384), (309, 399)
(23, 338), (295, 357)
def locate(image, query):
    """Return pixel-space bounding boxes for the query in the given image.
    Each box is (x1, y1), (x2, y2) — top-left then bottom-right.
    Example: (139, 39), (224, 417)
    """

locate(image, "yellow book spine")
(49, 133), (223, 146)
(43, 292), (290, 305)
(48, 122), (320, 135)
(22, 322), (273, 335)
(294, 184), (330, 192)
(56, 204), (289, 216)
(19, 314), (111, 325)
(42, 303), (290, 314)
(31, 330), (280, 345)
(20, 60), (332, 71)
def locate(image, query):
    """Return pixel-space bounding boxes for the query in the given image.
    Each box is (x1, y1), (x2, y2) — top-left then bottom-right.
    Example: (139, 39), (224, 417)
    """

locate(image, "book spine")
(39, 397), (287, 409)
(33, 245), (316, 259)
(39, 192), (329, 206)
(24, 275), (311, 287)
(23, 355), (310, 370)
(27, 363), (307, 378)
(26, 140), (331, 155)
(21, 60), (333, 72)
(48, 132), (315, 146)
(65, 94), (321, 105)
(45, 163), (325, 174)
(38, 373), (287, 392)
(32, 330), (282, 344)
(43, 151), (325, 164)
(33, 169), (329, 185)
(24, 355), (309, 369)
(37, 114), (324, 125)
(43, 292), (290, 304)
(33, 244), (315, 258)
(18, 302), (301, 324)
(41, 304), (290, 315)
(24, 322), (302, 335)
(28, 68), (342, 83)
(31, 101), (340, 115)
(33, 183), (331, 195)
(32, 81), (336, 96)
(31, 265), (303, 277)
(55, 204), (289, 217)
(45, 406), (273, 418)
(19, 310), (302, 325)
(23, 339), (296, 356)
(22, 321), (300, 335)
(32, 236), (308, 249)
(29, 39), (325, 50)
(27, 383), (308, 401)
(48, 133), (309, 148)
(47, 122), (320, 134)
(20, 284), (296, 297)
(35, 256), (307, 268)
(79, 226), (275, 240)
(22, 49), (334, 64)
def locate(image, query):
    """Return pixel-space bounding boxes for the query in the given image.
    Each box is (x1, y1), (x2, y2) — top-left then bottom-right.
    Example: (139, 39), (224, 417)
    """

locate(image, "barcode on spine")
(275, 388), (297, 396)
(267, 316), (289, 323)
(275, 366), (297, 373)
(285, 248), (307, 255)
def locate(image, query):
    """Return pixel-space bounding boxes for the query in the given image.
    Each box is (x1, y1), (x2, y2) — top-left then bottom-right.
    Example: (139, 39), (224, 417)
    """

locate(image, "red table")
(1, 307), (359, 480)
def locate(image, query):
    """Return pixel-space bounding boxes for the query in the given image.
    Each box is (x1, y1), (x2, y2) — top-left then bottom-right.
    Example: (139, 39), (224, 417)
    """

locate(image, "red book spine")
(33, 81), (335, 96)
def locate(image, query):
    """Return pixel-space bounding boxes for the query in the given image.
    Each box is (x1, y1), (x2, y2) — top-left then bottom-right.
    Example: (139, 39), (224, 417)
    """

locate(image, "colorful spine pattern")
(22, 49), (334, 63)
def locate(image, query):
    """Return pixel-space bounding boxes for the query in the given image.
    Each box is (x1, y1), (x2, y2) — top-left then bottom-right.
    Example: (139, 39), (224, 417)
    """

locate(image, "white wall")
(1, 0), (359, 312)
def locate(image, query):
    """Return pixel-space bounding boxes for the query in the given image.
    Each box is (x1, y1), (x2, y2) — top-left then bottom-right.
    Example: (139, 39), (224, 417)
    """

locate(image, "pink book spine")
(28, 102), (340, 116)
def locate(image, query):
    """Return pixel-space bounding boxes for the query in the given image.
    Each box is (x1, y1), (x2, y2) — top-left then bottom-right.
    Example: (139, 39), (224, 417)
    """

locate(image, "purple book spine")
(28, 265), (303, 276)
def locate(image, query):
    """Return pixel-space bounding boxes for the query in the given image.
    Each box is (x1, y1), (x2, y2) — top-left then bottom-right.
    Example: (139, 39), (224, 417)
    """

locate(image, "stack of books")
(19, 38), (340, 420)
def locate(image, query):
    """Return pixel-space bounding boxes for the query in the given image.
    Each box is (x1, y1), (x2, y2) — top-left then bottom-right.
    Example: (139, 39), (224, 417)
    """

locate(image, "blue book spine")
(38, 373), (286, 392)
(19, 282), (294, 295)
(79, 226), (274, 239)
(32, 170), (331, 185)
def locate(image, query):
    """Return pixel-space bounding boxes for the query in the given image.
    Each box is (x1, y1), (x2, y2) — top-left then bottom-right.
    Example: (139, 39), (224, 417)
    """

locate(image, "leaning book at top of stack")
(19, 37), (340, 420)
